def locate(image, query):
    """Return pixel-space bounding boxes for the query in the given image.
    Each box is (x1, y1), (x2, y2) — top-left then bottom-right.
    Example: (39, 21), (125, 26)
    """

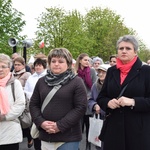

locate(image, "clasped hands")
(41, 121), (60, 134)
(107, 96), (135, 109)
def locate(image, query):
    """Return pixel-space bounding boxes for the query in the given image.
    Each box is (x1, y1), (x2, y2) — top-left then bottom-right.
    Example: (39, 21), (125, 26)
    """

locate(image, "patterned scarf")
(77, 66), (92, 89)
(0, 72), (11, 115)
(116, 56), (137, 84)
(45, 69), (76, 86)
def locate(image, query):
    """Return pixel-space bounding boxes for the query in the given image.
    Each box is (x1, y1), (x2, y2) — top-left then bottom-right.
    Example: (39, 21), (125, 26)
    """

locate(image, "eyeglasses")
(0, 65), (9, 69)
(97, 71), (106, 75)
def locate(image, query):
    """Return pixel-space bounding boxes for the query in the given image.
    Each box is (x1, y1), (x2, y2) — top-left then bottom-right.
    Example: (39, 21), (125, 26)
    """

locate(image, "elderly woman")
(88, 64), (110, 150)
(92, 57), (104, 73)
(97, 35), (150, 150)
(0, 53), (25, 150)
(29, 48), (87, 150)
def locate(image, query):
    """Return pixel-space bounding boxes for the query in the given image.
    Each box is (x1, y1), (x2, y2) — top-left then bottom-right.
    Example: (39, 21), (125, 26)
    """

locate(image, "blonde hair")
(75, 53), (89, 72)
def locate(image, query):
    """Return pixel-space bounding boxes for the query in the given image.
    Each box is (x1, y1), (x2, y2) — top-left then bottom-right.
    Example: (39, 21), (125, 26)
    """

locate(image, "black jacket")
(97, 58), (150, 150)
(30, 76), (87, 142)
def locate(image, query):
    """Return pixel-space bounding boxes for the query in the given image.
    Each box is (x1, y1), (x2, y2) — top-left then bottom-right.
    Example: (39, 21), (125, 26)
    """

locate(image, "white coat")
(0, 77), (25, 145)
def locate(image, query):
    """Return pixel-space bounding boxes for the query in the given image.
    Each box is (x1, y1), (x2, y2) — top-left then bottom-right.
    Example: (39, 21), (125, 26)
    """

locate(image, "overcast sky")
(12, 0), (150, 48)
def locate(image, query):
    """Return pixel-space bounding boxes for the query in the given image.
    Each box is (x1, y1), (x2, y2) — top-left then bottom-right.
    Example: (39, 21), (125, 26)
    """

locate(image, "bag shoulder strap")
(41, 85), (62, 112)
(11, 82), (15, 101)
(117, 84), (128, 99)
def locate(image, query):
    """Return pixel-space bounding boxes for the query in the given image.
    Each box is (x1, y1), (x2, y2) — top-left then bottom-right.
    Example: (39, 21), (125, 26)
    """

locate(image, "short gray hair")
(0, 53), (12, 68)
(116, 35), (139, 51)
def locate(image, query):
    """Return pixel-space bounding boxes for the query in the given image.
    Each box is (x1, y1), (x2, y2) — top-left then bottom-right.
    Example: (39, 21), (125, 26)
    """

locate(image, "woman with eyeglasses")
(0, 53), (25, 150)
(97, 35), (150, 150)
(12, 56), (33, 148)
(88, 64), (110, 150)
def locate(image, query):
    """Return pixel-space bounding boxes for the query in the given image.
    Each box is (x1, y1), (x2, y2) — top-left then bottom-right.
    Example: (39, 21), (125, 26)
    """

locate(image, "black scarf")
(45, 69), (76, 86)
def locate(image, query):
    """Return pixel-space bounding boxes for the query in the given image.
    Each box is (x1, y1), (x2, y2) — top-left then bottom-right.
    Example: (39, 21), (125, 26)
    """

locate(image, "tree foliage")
(0, 0), (26, 55)
(34, 6), (148, 61)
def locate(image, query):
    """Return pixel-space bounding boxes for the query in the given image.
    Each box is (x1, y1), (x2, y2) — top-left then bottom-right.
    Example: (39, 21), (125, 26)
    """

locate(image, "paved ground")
(19, 131), (99, 150)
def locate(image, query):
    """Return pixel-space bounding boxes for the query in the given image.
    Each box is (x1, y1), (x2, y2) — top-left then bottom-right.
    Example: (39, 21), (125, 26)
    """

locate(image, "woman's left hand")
(118, 96), (135, 107)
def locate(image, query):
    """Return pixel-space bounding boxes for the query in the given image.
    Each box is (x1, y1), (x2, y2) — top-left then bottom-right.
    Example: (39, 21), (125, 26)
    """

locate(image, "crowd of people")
(1, 35), (150, 150)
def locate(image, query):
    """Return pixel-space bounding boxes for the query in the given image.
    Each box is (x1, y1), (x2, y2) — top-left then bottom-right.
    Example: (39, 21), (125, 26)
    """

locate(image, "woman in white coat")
(0, 53), (25, 150)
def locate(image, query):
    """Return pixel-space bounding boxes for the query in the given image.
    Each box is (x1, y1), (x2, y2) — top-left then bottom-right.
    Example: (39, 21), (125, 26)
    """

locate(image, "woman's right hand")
(94, 104), (100, 114)
(108, 98), (120, 109)
(41, 121), (55, 134)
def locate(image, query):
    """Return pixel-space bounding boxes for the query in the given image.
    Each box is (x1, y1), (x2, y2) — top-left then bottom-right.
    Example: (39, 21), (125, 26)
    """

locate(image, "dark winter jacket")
(97, 58), (150, 150)
(29, 76), (87, 142)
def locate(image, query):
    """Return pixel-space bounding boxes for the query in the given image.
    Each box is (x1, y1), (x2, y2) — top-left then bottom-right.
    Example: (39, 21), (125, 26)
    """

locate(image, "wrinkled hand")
(108, 97), (135, 109)
(107, 98), (120, 109)
(117, 96), (135, 107)
(41, 121), (60, 134)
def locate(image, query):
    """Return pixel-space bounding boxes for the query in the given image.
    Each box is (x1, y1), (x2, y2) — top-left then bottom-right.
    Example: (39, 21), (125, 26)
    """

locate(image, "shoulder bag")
(11, 82), (32, 129)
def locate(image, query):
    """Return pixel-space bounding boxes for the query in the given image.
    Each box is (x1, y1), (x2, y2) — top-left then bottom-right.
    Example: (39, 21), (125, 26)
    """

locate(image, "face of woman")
(117, 41), (137, 64)
(93, 60), (101, 69)
(50, 57), (68, 74)
(79, 56), (90, 68)
(34, 64), (45, 74)
(110, 57), (117, 66)
(0, 62), (10, 79)
(14, 61), (25, 72)
(97, 70), (106, 82)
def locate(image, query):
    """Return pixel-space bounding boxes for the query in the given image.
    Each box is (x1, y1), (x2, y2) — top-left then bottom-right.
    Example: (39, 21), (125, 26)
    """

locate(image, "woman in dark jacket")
(97, 35), (150, 150)
(29, 48), (87, 150)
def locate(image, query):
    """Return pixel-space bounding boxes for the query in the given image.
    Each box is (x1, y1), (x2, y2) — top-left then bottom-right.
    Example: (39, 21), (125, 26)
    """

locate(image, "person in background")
(24, 58), (47, 150)
(88, 64), (110, 150)
(0, 53), (25, 150)
(147, 59), (150, 65)
(12, 56), (33, 148)
(11, 53), (31, 73)
(28, 63), (35, 74)
(97, 35), (150, 150)
(24, 58), (47, 100)
(12, 56), (31, 87)
(29, 48), (87, 150)
(75, 53), (97, 150)
(88, 58), (93, 68)
(72, 58), (76, 73)
(109, 55), (117, 66)
(88, 64), (110, 114)
(92, 57), (104, 73)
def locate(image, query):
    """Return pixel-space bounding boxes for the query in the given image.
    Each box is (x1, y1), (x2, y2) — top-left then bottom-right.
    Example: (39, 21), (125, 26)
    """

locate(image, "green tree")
(35, 7), (89, 59)
(0, 0), (26, 55)
(84, 7), (134, 61)
(34, 6), (150, 61)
